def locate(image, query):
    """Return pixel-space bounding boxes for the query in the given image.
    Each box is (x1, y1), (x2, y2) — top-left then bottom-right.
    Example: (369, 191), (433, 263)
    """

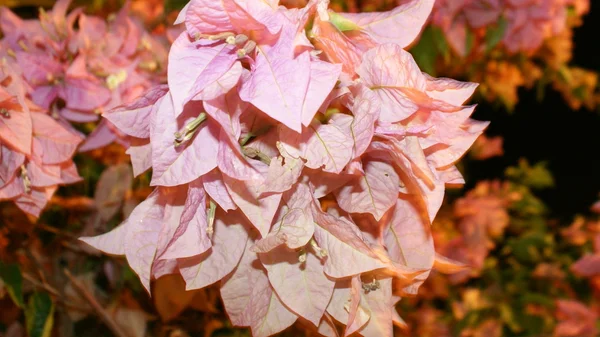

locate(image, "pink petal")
(178, 208), (249, 290)
(335, 158), (399, 221)
(260, 246), (335, 326)
(15, 52), (63, 85)
(150, 98), (219, 186)
(27, 161), (62, 187)
(80, 223), (129, 256)
(217, 130), (262, 181)
(348, 85), (379, 158)
(220, 241), (298, 335)
(0, 145), (25, 182)
(357, 44), (427, 123)
(260, 143), (304, 194)
(103, 85), (169, 139)
(223, 174), (282, 238)
(301, 59), (342, 126)
(193, 61), (243, 101)
(202, 169), (237, 211)
(312, 207), (388, 278)
(310, 17), (365, 76)
(239, 46), (311, 132)
(254, 183), (314, 250)
(31, 112), (82, 165)
(78, 120), (117, 152)
(123, 190), (165, 292)
(326, 278), (369, 335)
(60, 108), (98, 123)
(126, 137), (152, 177)
(299, 115), (354, 174)
(572, 255), (600, 277)
(356, 277), (394, 337)
(338, 0), (434, 47)
(168, 32), (237, 116)
(15, 186), (57, 218)
(424, 73), (478, 106)
(159, 179), (212, 260)
(0, 103), (32, 155)
(384, 198), (434, 295)
(306, 168), (353, 199)
(185, 0), (236, 37)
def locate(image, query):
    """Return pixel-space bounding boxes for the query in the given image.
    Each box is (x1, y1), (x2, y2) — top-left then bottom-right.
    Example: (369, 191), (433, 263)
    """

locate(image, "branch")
(63, 269), (129, 337)
(22, 272), (93, 314)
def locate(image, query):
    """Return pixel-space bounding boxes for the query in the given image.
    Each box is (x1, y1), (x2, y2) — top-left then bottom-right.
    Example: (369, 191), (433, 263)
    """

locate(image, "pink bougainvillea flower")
(351, 43), (485, 223)
(571, 232), (600, 278)
(429, 0), (584, 57)
(171, 0), (343, 132)
(592, 200), (600, 214)
(311, 0), (433, 75)
(431, 0), (501, 56)
(0, 112), (83, 217)
(436, 181), (511, 284)
(1, 0), (170, 153)
(0, 70), (32, 155)
(554, 299), (598, 337)
(81, 0), (488, 335)
(470, 134), (504, 160)
(0, 62), (82, 217)
(503, 0), (566, 54)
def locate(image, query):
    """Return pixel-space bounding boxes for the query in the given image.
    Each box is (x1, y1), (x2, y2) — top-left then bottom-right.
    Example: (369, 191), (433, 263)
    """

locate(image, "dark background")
(468, 2), (600, 220)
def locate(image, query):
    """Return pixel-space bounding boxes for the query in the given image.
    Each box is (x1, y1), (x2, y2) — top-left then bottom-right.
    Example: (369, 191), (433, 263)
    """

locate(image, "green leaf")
(409, 26), (438, 76)
(499, 303), (522, 333)
(26, 292), (55, 337)
(329, 12), (360, 32)
(505, 159), (554, 189)
(485, 17), (507, 52)
(520, 293), (555, 308)
(164, 0), (189, 13)
(431, 26), (450, 62)
(0, 262), (24, 307)
(464, 28), (475, 56)
(572, 85), (588, 100)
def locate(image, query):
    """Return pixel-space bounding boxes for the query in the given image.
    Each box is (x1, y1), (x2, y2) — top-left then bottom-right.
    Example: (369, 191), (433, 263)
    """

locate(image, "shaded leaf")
(26, 292), (54, 337)
(0, 262), (24, 307)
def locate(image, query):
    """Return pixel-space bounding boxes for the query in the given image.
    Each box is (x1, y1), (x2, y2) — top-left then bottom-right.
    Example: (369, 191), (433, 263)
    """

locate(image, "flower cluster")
(81, 0), (488, 335)
(431, 0), (589, 57)
(0, 61), (82, 217)
(0, 0), (169, 153)
(394, 181), (600, 337)
(427, 0), (596, 110)
(286, 0), (598, 111)
(435, 181), (515, 283)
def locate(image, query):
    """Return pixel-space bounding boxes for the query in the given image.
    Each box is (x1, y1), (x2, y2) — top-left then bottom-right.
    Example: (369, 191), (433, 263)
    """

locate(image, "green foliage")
(409, 26), (449, 76)
(465, 29), (475, 57)
(505, 159), (555, 189)
(164, 0), (189, 13)
(485, 17), (508, 52)
(25, 292), (54, 337)
(0, 262), (24, 307)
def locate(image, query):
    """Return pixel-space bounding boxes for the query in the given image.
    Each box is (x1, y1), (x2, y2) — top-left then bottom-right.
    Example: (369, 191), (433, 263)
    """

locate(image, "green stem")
(242, 147), (272, 166)
(174, 113), (207, 147)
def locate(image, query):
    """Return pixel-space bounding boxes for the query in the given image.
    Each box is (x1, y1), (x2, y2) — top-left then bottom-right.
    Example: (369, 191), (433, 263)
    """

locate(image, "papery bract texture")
(80, 0), (489, 335)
